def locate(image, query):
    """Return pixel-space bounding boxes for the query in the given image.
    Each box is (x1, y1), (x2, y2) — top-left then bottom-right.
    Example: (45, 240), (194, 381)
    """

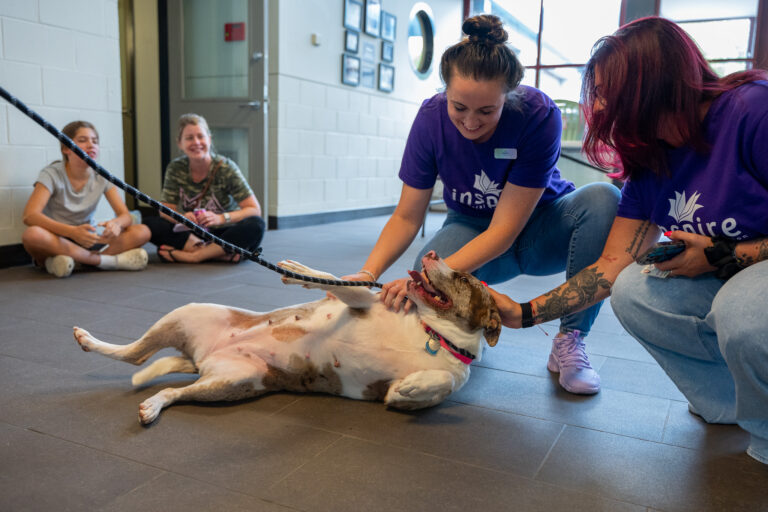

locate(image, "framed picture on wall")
(361, 64), (376, 89)
(344, 0), (363, 31)
(364, 0), (381, 38)
(345, 30), (359, 53)
(378, 63), (394, 92)
(381, 41), (393, 62)
(342, 54), (361, 86)
(380, 11), (396, 41)
(361, 41), (376, 63)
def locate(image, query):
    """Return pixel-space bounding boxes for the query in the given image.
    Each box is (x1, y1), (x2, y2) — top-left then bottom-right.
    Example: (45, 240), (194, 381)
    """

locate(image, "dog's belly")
(189, 300), (465, 399)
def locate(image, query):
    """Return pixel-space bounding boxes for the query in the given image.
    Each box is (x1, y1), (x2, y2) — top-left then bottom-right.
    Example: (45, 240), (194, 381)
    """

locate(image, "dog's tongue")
(408, 270), (423, 283)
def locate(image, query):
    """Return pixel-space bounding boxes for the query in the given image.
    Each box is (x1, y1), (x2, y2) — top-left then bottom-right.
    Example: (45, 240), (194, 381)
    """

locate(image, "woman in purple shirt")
(491, 17), (768, 465)
(346, 15), (621, 395)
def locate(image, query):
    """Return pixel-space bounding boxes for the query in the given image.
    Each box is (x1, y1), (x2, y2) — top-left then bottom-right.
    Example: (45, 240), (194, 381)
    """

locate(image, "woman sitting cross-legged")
(22, 120), (151, 278)
(145, 113), (266, 263)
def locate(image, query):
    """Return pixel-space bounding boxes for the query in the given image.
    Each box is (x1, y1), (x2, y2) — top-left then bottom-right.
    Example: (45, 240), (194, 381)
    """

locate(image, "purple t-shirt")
(399, 86), (574, 217)
(617, 81), (768, 241)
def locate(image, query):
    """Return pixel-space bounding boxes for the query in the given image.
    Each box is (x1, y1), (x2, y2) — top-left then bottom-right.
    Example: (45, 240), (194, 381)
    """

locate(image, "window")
(469, 0), (621, 146)
(660, 0), (759, 77)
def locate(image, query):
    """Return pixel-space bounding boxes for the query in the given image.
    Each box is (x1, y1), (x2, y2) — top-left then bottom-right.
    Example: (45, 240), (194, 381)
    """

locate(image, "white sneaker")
(44, 255), (75, 278)
(115, 248), (148, 271)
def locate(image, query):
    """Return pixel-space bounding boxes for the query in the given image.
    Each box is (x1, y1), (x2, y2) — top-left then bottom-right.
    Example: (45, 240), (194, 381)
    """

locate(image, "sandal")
(157, 245), (179, 263)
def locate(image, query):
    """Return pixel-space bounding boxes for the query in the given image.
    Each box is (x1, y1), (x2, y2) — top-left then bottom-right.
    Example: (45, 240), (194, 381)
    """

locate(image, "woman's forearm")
(530, 264), (614, 325)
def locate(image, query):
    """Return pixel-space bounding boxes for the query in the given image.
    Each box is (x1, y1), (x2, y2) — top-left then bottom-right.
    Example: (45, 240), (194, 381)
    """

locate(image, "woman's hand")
(380, 277), (413, 313)
(486, 287), (523, 329)
(654, 231), (716, 277)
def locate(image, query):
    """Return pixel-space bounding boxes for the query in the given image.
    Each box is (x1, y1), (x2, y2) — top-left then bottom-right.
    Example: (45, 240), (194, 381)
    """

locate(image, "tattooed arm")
(489, 217), (660, 328)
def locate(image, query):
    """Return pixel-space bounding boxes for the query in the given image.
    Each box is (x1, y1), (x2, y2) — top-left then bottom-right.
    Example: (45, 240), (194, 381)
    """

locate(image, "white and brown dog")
(73, 251), (501, 424)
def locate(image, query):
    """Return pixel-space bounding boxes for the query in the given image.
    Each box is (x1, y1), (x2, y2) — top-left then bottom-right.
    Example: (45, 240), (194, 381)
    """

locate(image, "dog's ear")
(483, 306), (501, 347)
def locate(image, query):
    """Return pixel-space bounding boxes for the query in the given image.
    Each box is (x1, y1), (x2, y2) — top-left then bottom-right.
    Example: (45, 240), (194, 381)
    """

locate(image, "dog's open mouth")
(408, 270), (452, 309)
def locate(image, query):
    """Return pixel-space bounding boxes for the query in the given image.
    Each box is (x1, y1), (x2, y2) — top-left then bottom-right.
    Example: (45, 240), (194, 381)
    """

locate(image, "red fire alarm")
(225, 22), (245, 42)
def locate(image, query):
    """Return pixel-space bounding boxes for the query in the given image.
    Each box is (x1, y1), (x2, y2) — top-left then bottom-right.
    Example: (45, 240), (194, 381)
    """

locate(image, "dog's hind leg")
(131, 356), (197, 386)
(138, 357), (270, 424)
(74, 323), (181, 366)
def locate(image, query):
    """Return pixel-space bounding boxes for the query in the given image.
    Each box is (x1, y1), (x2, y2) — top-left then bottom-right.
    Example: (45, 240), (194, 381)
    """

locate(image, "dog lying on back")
(73, 251), (501, 424)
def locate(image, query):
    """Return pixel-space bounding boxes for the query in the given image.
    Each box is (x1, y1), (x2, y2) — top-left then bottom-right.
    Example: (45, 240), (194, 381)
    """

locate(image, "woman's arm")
(358, 184), (433, 280)
(494, 217), (660, 328)
(444, 181), (543, 272)
(102, 187), (135, 238)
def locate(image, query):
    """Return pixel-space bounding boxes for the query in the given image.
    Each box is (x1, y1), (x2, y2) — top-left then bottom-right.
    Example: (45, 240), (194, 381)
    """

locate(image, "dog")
(73, 251), (501, 424)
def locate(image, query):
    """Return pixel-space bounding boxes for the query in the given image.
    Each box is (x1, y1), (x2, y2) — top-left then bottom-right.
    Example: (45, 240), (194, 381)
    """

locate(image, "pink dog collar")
(422, 323), (474, 365)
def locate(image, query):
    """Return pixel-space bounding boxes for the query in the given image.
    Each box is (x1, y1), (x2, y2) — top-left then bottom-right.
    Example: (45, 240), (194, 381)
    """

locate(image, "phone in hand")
(636, 240), (686, 265)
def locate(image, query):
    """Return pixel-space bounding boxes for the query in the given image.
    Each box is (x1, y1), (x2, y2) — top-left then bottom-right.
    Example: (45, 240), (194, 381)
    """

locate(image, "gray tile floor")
(1, 213), (766, 512)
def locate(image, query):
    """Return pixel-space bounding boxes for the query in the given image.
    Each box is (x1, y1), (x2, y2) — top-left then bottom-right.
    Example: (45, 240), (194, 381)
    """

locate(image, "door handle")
(239, 101), (262, 110)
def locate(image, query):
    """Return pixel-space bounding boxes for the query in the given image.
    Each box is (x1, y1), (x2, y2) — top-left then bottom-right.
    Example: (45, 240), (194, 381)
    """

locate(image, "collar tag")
(494, 148), (517, 159)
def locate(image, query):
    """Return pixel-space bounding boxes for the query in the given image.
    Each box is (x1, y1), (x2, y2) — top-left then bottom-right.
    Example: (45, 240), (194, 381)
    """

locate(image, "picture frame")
(380, 11), (396, 41)
(345, 30), (359, 53)
(342, 54), (361, 86)
(360, 64), (376, 89)
(361, 41), (376, 63)
(364, 0), (381, 38)
(381, 41), (393, 62)
(343, 0), (363, 32)
(378, 63), (394, 92)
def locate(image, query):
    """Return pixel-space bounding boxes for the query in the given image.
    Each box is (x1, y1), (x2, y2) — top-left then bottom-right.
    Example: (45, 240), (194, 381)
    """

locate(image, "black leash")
(0, 85), (382, 288)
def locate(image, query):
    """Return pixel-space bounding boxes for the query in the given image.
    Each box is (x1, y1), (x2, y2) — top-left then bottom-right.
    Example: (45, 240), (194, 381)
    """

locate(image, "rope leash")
(0, 85), (383, 288)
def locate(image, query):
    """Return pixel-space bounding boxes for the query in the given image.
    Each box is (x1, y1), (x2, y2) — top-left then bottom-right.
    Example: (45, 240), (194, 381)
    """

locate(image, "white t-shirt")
(36, 161), (111, 226)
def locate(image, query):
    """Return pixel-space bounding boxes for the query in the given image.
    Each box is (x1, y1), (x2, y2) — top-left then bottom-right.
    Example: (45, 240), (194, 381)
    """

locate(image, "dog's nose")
(425, 250), (438, 260)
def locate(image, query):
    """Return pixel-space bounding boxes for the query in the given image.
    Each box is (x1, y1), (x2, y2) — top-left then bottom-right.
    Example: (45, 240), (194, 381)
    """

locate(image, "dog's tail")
(131, 356), (197, 386)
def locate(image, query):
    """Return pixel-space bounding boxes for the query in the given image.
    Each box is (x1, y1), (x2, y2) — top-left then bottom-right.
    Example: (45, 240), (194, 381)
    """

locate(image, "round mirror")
(407, 3), (435, 79)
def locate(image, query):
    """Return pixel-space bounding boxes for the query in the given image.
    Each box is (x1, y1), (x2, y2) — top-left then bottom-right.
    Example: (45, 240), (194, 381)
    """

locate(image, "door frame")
(162, 0), (269, 221)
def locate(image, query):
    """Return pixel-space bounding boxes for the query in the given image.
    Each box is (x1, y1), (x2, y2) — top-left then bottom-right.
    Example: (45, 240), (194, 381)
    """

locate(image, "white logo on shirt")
(660, 189), (743, 238)
(450, 170), (502, 209)
(667, 191), (702, 223)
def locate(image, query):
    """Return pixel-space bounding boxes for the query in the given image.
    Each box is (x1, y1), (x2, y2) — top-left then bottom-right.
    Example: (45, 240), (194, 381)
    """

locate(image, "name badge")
(494, 148), (517, 160)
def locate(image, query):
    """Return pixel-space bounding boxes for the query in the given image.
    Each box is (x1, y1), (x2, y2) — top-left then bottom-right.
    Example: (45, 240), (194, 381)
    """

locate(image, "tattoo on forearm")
(735, 239), (768, 267)
(534, 267), (613, 323)
(626, 221), (652, 258)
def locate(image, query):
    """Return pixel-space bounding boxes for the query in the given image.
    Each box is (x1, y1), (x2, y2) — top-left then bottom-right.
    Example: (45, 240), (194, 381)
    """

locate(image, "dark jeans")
(144, 215), (266, 253)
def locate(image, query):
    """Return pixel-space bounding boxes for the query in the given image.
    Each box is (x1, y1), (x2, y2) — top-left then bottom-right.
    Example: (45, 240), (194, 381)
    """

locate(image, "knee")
(130, 224), (152, 244)
(581, 182), (620, 218)
(21, 225), (49, 247)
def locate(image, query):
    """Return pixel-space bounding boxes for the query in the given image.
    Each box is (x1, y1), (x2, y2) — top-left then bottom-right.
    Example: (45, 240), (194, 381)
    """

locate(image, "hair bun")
(462, 14), (508, 45)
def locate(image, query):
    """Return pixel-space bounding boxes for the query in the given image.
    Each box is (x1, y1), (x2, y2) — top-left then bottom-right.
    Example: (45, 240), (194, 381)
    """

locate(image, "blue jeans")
(611, 261), (768, 464)
(415, 182), (620, 334)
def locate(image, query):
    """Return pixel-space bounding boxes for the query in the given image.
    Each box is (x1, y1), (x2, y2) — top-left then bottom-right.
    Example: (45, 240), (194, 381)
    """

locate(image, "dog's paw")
(73, 326), (92, 352)
(395, 370), (454, 401)
(278, 260), (337, 285)
(138, 396), (163, 425)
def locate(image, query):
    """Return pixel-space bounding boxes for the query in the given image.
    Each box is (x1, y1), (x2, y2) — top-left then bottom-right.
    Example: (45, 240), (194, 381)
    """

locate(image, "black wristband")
(703, 236), (744, 281)
(520, 302), (535, 328)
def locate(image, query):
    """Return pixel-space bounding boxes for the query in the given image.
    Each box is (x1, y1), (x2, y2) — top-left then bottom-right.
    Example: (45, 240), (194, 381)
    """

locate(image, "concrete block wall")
(271, 74), (417, 217)
(0, 0), (124, 247)
(267, 0), (461, 220)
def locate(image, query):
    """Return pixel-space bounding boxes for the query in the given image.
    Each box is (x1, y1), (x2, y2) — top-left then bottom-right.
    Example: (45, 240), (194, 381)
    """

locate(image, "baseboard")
(0, 244), (32, 269)
(268, 205), (396, 230)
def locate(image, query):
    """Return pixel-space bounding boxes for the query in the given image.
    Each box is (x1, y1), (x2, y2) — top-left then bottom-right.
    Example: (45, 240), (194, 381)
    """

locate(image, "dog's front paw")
(395, 370), (454, 401)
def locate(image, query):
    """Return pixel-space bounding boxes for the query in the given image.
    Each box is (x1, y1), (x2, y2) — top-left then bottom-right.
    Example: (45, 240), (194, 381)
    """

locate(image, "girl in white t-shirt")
(21, 120), (151, 277)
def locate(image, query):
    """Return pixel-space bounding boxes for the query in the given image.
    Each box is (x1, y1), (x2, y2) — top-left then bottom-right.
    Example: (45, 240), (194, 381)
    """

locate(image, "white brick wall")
(0, 0), (123, 247)
(271, 81), (412, 217)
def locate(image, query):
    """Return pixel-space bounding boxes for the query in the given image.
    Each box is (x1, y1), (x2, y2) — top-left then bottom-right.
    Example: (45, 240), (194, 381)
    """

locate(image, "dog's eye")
(459, 276), (469, 285)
